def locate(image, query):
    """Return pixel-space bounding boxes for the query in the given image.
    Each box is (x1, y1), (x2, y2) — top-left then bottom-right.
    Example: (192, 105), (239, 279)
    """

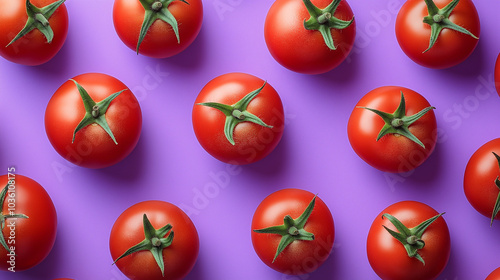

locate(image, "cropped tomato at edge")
(0, 174), (57, 272)
(0, 0), (69, 66)
(113, 0), (203, 58)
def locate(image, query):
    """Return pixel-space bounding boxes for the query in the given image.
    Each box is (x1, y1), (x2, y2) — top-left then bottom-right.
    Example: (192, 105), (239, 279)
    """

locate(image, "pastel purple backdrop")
(1, 0), (499, 279)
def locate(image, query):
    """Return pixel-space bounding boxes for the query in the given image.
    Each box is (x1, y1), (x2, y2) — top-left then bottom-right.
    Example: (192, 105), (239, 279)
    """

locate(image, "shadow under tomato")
(28, 34), (73, 77)
(244, 128), (291, 178)
(95, 131), (147, 186)
(440, 38), (486, 81)
(184, 250), (206, 280)
(150, 24), (207, 71)
(307, 243), (342, 280)
(18, 225), (65, 279)
(312, 48), (362, 85)
(435, 247), (459, 280)
(399, 141), (444, 188)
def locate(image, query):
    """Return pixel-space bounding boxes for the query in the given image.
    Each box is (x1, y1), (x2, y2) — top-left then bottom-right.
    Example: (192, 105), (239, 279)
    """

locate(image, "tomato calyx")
(136, 0), (190, 54)
(196, 81), (273, 145)
(302, 0), (354, 50)
(6, 0), (66, 47)
(0, 183), (29, 253)
(490, 152), (500, 226)
(422, 0), (478, 53)
(357, 91), (435, 148)
(113, 214), (174, 277)
(253, 195), (316, 262)
(70, 79), (127, 145)
(382, 212), (444, 265)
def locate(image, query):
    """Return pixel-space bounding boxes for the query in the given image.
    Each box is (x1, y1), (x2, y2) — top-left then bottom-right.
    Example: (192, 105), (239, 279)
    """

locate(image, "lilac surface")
(0, 0), (499, 279)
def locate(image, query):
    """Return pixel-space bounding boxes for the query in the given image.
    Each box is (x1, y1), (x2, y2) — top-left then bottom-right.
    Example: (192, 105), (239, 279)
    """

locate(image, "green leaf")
(224, 117), (239, 145)
(382, 213), (412, 236)
(157, 7), (181, 43)
(137, 10), (157, 54)
(234, 82), (267, 110)
(411, 213), (444, 238)
(253, 224), (288, 235)
(295, 195), (316, 228)
(150, 246), (165, 276)
(112, 239), (151, 264)
(272, 234), (294, 263)
(240, 111), (273, 129)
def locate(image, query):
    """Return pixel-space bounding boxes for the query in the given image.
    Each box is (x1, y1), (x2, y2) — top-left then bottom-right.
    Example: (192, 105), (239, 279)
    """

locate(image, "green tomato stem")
(152, 1), (163, 12)
(317, 12), (332, 24)
(433, 14), (444, 23)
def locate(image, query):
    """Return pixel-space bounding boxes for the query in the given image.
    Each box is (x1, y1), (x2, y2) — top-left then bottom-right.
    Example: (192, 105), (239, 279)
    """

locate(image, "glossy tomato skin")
(109, 200), (199, 280)
(45, 73), (142, 169)
(251, 189), (335, 275)
(464, 138), (500, 222)
(367, 201), (450, 280)
(495, 54), (500, 96)
(265, 0), (356, 74)
(113, 0), (203, 58)
(192, 73), (285, 165)
(486, 267), (500, 280)
(396, 0), (480, 69)
(347, 86), (437, 173)
(0, 174), (57, 271)
(0, 0), (68, 66)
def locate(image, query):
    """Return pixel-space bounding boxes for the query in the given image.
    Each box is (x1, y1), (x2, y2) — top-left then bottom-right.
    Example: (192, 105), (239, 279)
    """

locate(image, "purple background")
(1, 0), (499, 279)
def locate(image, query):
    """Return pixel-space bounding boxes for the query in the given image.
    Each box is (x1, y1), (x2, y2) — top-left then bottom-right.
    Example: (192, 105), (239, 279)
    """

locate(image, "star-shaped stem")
(253, 195), (317, 262)
(196, 82), (273, 145)
(490, 152), (500, 227)
(6, 0), (66, 47)
(357, 91), (435, 148)
(113, 214), (174, 277)
(136, 0), (189, 54)
(382, 212), (444, 265)
(302, 0), (354, 50)
(71, 80), (127, 145)
(0, 183), (29, 253)
(422, 0), (478, 53)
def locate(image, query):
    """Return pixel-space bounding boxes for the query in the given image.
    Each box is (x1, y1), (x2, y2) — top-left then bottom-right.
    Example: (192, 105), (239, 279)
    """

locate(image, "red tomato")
(367, 201), (450, 280)
(192, 73), (285, 165)
(487, 267), (500, 280)
(464, 138), (500, 225)
(109, 200), (199, 280)
(347, 86), (437, 173)
(265, 0), (356, 74)
(495, 53), (500, 96)
(45, 73), (142, 169)
(395, 0), (480, 69)
(113, 0), (203, 58)
(251, 188), (335, 275)
(0, 174), (57, 271)
(0, 0), (68, 66)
